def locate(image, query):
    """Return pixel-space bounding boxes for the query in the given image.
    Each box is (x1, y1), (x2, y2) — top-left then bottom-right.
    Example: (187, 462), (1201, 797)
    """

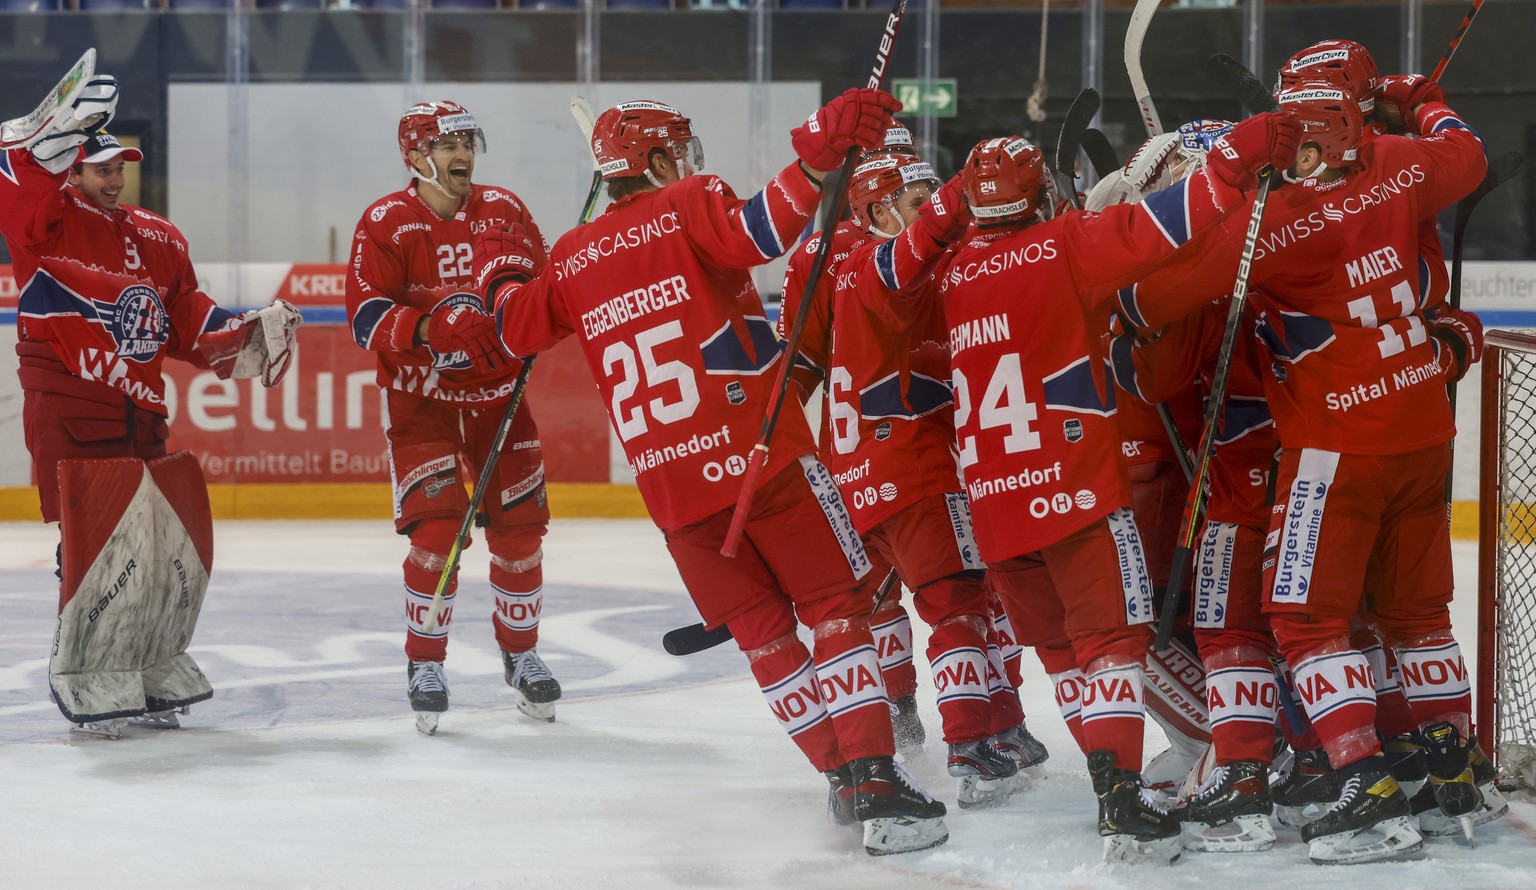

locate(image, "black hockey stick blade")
(1055, 88), (1100, 178)
(1081, 129), (1121, 179)
(1206, 53), (1279, 116)
(1454, 150), (1524, 243)
(663, 622), (733, 657)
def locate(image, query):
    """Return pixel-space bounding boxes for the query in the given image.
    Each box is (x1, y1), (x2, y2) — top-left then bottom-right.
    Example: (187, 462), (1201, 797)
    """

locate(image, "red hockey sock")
(1360, 641), (1418, 736)
(743, 632), (843, 772)
(985, 642), (1026, 735)
(871, 604), (919, 700)
(1393, 634), (1473, 737)
(1204, 646), (1279, 765)
(989, 593), (1027, 690)
(490, 561), (542, 653)
(812, 618), (894, 764)
(403, 549), (455, 663)
(927, 615), (992, 745)
(1081, 659), (1146, 771)
(1289, 646), (1381, 768)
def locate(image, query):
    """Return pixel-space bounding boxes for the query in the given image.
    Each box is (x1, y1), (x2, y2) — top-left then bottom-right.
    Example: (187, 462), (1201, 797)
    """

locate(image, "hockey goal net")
(1479, 329), (1536, 791)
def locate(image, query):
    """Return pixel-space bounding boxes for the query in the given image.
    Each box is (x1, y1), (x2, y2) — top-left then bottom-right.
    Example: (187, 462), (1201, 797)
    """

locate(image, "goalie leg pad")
(52, 452), (214, 721)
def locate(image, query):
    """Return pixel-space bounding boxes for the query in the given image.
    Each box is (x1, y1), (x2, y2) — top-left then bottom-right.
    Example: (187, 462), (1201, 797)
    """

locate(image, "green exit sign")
(892, 78), (958, 118)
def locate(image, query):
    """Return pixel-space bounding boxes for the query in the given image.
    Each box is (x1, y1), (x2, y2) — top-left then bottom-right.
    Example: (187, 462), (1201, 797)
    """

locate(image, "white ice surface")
(3, 520), (1535, 889)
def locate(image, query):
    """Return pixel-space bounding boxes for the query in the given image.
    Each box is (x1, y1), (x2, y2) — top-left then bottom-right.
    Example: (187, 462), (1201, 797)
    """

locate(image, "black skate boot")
(824, 763), (857, 827)
(850, 755), (949, 856)
(503, 648), (561, 723)
(1383, 731), (1428, 787)
(1410, 722), (1504, 842)
(992, 721), (1050, 776)
(1300, 757), (1422, 864)
(1087, 749), (1182, 864)
(1175, 760), (1275, 853)
(407, 660), (448, 736)
(948, 737), (1020, 809)
(890, 694), (926, 760)
(1271, 747), (1342, 828)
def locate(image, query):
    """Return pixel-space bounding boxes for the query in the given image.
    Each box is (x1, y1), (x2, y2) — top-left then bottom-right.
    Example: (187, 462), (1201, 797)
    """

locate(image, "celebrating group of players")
(1, 32), (1497, 870)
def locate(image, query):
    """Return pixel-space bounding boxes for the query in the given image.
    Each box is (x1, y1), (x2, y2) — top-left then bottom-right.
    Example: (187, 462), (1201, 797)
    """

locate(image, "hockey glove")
(791, 88), (904, 173)
(427, 303), (508, 373)
(1203, 111), (1302, 191)
(1376, 75), (1447, 135)
(475, 223), (539, 303)
(30, 76), (120, 174)
(913, 173), (972, 245)
(1430, 305), (1484, 383)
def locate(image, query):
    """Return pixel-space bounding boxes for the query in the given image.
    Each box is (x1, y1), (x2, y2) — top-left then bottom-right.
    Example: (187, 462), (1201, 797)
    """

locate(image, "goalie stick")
(721, 0), (911, 559)
(420, 98), (603, 635)
(0, 49), (96, 151)
(1054, 88), (1100, 210)
(1152, 54), (1280, 652)
(1080, 128), (1120, 179)
(663, 567), (902, 657)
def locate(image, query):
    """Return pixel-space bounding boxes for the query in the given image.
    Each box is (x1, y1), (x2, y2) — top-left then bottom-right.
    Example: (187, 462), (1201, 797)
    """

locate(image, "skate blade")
(1307, 816), (1423, 865)
(895, 744), (924, 765)
(515, 692), (556, 723)
(70, 720), (123, 740)
(1275, 803), (1327, 830)
(1021, 762), (1048, 781)
(127, 712), (181, 729)
(956, 773), (1027, 810)
(1419, 784), (1509, 838)
(414, 712), (440, 736)
(862, 815), (949, 856)
(1101, 833), (1182, 864)
(1179, 813), (1276, 853)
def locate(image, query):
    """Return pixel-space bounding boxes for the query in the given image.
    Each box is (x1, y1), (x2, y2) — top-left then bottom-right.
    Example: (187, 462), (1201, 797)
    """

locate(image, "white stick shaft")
(1125, 0), (1164, 137)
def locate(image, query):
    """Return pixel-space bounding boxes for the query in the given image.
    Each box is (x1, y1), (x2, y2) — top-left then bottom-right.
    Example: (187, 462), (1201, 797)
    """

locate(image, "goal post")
(1478, 328), (1536, 791)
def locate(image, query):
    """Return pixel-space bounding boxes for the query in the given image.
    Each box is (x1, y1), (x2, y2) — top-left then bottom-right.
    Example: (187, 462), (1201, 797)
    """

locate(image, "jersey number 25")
(603, 320), (701, 441)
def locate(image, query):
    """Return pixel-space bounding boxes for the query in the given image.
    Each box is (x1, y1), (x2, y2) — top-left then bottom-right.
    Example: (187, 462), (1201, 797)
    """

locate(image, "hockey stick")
(1429, 0), (1488, 84)
(1054, 88), (1100, 210)
(1151, 56), (1280, 652)
(1125, 0), (1165, 138)
(420, 99), (603, 634)
(1081, 128), (1120, 179)
(721, 0), (910, 559)
(1, 49), (98, 151)
(663, 566), (902, 657)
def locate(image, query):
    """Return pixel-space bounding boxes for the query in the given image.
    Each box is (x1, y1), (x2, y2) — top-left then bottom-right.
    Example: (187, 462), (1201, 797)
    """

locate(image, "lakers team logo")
(110, 285), (169, 362)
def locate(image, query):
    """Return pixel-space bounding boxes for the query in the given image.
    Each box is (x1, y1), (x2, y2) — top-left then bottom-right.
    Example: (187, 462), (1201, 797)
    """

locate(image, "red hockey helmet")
(846, 152), (939, 231)
(1277, 80), (1365, 169)
(591, 100), (703, 181)
(962, 136), (1047, 224)
(881, 121), (917, 155)
(398, 101), (486, 170)
(1277, 39), (1379, 113)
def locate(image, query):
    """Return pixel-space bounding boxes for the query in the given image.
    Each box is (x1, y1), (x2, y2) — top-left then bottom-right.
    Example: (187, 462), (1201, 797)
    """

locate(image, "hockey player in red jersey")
(1119, 79), (1489, 863)
(484, 92), (955, 856)
(345, 100), (559, 733)
(939, 118), (1296, 862)
(3, 78), (299, 737)
(828, 150), (1050, 808)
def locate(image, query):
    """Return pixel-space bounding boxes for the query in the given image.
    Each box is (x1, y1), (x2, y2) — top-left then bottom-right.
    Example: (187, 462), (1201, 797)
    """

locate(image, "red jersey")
(495, 165), (824, 530)
(825, 233), (960, 533)
(778, 220), (863, 401)
(1118, 105), (1485, 455)
(939, 169), (1241, 560)
(1, 150), (235, 414)
(346, 182), (547, 406)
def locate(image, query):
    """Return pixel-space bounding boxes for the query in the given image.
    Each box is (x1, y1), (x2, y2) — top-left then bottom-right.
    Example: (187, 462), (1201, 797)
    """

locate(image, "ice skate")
(991, 720), (1050, 778)
(1301, 762), (1422, 865)
(407, 660), (449, 736)
(128, 708), (184, 729)
(948, 737), (1021, 809)
(1383, 731), (1428, 791)
(1175, 760), (1276, 853)
(1271, 747), (1341, 828)
(70, 718), (124, 739)
(889, 694), (926, 761)
(824, 763), (857, 827)
(1088, 750), (1182, 864)
(503, 648), (561, 722)
(1412, 725), (1506, 842)
(850, 755), (949, 856)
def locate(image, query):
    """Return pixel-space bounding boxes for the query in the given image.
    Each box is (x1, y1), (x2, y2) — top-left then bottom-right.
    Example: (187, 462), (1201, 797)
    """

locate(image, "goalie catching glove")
(790, 88), (903, 173)
(30, 76), (120, 174)
(196, 299), (303, 387)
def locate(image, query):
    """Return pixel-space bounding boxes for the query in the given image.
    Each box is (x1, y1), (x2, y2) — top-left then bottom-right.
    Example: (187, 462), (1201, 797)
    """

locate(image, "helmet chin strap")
(414, 156), (456, 199)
